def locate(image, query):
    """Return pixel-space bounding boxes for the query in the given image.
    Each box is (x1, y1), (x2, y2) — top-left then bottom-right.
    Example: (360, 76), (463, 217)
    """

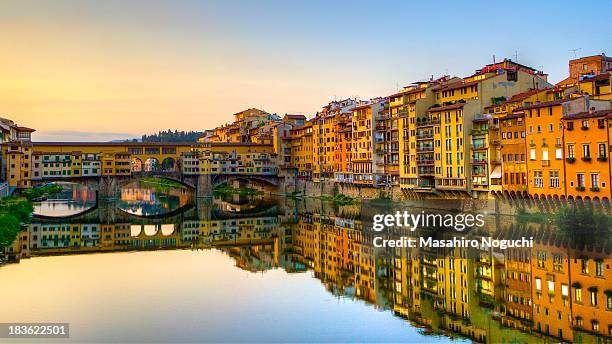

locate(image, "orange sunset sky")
(1, 0), (609, 141)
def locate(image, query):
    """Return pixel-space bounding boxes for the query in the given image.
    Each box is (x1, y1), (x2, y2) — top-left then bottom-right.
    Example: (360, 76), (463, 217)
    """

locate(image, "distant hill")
(141, 130), (205, 143)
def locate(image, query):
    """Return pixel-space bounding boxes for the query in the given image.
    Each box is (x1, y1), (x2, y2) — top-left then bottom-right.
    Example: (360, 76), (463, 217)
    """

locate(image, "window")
(530, 149), (536, 160)
(575, 287), (582, 302)
(568, 145), (575, 158)
(590, 289), (598, 306)
(556, 148), (563, 160)
(598, 118), (605, 128)
(550, 171), (559, 188)
(577, 173), (585, 187)
(534, 171), (543, 188)
(582, 120), (589, 129)
(599, 143), (607, 158)
(583, 144), (590, 158)
(596, 260), (604, 277)
(542, 149), (549, 161)
(561, 284), (569, 297)
(581, 258), (589, 273)
(567, 121), (574, 130)
(548, 124), (553, 132)
(591, 174), (600, 188)
(535, 278), (542, 291)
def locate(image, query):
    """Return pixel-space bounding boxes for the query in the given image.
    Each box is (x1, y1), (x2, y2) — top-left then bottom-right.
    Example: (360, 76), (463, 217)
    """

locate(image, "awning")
(490, 166), (502, 179)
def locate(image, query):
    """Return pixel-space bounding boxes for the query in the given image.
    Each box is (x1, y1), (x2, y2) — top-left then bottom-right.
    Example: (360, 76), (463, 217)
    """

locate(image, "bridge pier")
(98, 176), (119, 200)
(196, 174), (212, 198)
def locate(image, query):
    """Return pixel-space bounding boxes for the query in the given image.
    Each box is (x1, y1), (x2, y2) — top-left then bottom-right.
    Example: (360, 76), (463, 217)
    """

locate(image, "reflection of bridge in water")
(6, 195), (612, 344)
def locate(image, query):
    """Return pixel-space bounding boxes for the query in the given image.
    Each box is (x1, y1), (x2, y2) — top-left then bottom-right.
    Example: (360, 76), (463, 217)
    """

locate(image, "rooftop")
(562, 109), (612, 120)
(514, 98), (567, 111)
(428, 103), (465, 112)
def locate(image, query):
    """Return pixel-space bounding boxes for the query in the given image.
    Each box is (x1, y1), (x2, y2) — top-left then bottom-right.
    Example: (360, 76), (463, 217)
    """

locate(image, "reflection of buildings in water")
(120, 187), (192, 215)
(71, 185), (96, 202)
(5, 208), (611, 343)
(121, 188), (155, 202)
(286, 215), (612, 343)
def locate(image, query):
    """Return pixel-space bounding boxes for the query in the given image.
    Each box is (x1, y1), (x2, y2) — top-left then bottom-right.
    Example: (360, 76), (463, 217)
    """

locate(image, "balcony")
(471, 159), (487, 165)
(541, 160), (550, 167)
(418, 169), (435, 177)
(416, 133), (433, 140)
(416, 119), (439, 128)
(471, 129), (488, 136)
(416, 181), (435, 188)
(416, 146), (434, 153)
(472, 144), (488, 151)
(417, 159), (434, 166)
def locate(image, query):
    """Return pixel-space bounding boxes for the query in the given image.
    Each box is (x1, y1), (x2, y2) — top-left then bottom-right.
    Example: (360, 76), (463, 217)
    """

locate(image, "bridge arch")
(131, 157), (143, 172)
(145, 158), (159, 172)
(211, 174), (279, 187)
(161, 157), (176, 172)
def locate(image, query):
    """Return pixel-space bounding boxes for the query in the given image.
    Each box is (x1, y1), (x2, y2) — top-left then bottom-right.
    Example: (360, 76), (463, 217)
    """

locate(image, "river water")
(1, 180), (610, 343)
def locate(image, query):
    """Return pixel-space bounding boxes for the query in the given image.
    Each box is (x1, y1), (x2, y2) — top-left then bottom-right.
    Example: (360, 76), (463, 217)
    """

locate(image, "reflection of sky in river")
(33, 200), (95, 217)
(118, 185), (191, 216)
(0, 250), (459, 343)
(32, 183), (96, 217)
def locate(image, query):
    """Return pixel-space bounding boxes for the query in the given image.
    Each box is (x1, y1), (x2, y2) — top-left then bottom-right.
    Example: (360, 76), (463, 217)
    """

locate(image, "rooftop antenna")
(514, 50), (518, 62)
(569, 48), (581, 59)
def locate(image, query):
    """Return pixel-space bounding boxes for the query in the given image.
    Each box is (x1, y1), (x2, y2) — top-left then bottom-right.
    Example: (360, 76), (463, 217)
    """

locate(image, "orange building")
(523, 99), (567, 198)
(531, 242), (573, 341)
(333, 113), (353, 183)
(569, 251), (612, 340)
(501, 247), (533, 331)
(500, 113), (528, 195)
(561, 109), (612, 201)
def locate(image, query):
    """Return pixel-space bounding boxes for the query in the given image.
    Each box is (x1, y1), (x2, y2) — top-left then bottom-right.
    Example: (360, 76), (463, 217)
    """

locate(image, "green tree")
(0, 214), (20, 249)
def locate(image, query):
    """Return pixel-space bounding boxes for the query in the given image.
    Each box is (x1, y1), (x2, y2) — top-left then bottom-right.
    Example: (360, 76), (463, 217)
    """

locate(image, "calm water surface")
(2, 179), (610, 343)
(32, 183), (96, 217)
(0, 250), (450, 343)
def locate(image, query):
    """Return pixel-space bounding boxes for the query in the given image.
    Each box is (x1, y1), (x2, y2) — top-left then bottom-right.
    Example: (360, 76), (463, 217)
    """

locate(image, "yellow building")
(397, 83), (431, 190)
(289, 120), (314, 178)
(2, 141), (33, 188)
(577, 72), (611, 100)
(352, 100), (385, 185)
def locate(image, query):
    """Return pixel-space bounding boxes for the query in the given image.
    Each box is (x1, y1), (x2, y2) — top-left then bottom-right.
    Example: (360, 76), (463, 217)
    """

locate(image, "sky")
(0, 0), (610, 141)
